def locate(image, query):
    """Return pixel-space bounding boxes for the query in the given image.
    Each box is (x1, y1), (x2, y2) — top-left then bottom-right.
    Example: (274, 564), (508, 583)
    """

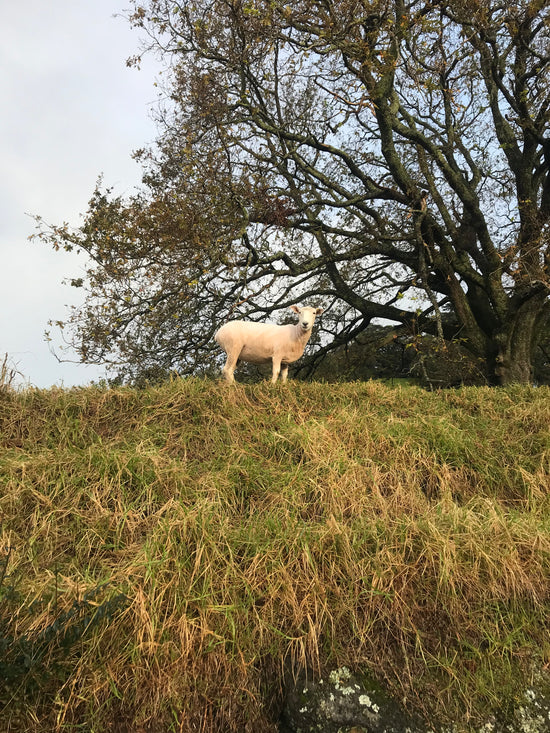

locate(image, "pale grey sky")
(1, 1), (160, 387)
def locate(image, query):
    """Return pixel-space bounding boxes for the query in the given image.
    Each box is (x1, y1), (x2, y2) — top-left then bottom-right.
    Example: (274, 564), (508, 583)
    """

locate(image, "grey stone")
(279, 666), (550, 733)
(280, 665), (426, 733)
(496, 670), (550, 733)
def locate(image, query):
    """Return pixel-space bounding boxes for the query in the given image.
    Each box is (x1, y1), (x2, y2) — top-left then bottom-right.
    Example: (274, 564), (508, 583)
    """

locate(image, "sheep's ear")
(315, 308), (324, 315)
(290, 305), (301, 314)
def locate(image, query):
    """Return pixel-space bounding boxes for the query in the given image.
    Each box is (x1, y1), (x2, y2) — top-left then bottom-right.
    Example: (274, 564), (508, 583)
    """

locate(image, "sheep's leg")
(271, 357), (282, 383)
(222, 354), (238, 382)
(280, 364), (289, 383)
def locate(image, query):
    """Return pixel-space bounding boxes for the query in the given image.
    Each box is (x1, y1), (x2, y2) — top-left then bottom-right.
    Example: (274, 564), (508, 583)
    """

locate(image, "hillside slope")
(0, 380), (549, 731)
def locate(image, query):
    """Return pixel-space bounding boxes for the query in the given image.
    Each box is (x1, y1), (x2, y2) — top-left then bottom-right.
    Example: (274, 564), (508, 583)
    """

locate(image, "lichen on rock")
(280, 666), (425, 733)
(279, 666), (550, 733)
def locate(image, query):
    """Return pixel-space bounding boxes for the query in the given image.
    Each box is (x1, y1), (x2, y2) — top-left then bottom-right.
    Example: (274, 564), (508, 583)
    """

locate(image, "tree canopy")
(34, 0), (550, 384)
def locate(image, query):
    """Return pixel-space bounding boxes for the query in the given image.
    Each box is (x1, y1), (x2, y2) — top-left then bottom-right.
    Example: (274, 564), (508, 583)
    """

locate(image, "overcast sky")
(1, 1), (160, 388)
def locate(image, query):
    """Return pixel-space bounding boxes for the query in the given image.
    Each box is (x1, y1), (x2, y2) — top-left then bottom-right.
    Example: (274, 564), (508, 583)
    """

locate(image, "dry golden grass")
(0, 379), (548, 731)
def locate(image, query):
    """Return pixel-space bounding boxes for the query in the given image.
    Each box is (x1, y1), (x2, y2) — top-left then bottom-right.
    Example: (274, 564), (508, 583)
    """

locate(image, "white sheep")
(215, 305), (324, 383)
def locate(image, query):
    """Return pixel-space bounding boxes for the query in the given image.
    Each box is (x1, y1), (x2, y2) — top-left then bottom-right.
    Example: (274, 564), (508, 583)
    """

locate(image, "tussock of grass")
(0, 380), (549, 731)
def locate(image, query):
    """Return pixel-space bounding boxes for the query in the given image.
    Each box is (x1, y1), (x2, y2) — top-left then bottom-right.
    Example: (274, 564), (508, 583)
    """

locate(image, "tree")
(34, 0), (550, 384)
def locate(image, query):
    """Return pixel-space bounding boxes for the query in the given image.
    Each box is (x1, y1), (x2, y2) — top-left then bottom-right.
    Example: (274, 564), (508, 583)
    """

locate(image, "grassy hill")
(0, 379), (548, 732)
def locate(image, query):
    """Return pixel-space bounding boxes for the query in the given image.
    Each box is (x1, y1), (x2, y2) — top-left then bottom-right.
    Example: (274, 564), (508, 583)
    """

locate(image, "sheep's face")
(290, 305), (324, 332)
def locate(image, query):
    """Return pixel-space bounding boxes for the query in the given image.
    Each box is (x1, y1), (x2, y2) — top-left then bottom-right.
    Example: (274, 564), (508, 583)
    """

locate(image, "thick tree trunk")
(490, 297), (548, 385)
(494, 347), (533, 386)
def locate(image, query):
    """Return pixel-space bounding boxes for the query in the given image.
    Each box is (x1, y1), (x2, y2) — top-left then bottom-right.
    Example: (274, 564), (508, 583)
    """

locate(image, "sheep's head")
(290, 305), (324, 332)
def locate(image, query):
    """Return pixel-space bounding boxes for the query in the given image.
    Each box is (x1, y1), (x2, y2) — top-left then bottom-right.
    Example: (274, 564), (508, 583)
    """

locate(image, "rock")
(496, 670), (550, 733)
(279, 665), (426, 733)
(279, 666), (550, 733)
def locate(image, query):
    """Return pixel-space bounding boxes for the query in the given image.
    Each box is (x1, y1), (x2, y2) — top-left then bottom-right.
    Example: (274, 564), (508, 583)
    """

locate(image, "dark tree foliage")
(34, 0), (550, 384)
